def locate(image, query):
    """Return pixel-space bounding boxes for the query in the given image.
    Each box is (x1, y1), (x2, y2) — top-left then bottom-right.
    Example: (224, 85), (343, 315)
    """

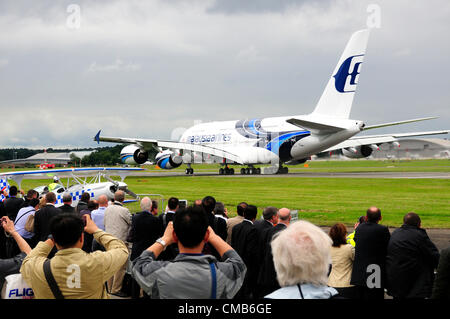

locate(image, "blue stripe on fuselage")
(266, 131), (310, 155)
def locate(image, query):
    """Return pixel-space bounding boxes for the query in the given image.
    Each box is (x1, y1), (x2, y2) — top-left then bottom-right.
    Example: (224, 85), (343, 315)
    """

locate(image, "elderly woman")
(265, 220), (338, 299)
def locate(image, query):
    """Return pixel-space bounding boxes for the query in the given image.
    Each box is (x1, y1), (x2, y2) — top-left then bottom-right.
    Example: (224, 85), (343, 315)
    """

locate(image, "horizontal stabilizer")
(286, 118), (346, 133)
(364, 117), (438, 130)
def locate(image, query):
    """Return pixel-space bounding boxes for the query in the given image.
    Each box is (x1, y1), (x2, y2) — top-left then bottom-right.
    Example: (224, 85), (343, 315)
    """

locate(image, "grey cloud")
(0, 0), (449, 148)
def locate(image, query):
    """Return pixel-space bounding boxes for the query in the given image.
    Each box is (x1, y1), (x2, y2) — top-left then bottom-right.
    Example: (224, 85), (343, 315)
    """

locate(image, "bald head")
(98, 195), (108, 207)
(114, 190), (125, 203)
(278, 208), (291, 224)
(366, 206), (382, 223)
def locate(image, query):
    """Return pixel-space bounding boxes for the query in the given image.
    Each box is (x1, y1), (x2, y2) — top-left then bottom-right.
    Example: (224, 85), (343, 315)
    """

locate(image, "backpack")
(24, 214), (35, 233)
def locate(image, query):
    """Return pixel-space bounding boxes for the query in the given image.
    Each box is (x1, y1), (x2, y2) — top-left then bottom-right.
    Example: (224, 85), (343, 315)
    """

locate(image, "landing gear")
(219, 165), (235, 175)
(240, 166), (261, 175)
(277, 166), (288, 174)
(185, 165), (194, 175)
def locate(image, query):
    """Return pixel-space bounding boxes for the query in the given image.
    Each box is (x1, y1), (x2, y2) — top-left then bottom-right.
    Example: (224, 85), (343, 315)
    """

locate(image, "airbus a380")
(95, 29), (449, 175)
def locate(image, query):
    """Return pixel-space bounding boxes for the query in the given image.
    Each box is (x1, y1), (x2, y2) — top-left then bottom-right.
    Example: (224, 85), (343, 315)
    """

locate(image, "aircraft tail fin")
(311, 29), (370, 119)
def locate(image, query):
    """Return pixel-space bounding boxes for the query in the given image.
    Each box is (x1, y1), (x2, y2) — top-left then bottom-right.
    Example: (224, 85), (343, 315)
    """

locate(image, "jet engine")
(342, 145), (373, 159)
(120, 145), (149, 165)
(155, 150), (183, 169)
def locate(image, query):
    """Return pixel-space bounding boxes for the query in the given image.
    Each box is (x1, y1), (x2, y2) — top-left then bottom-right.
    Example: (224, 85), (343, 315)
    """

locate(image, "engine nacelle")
(120, 145), (149, 165)
(155, 150), (183, 169)
(342, 145), (373, 159)
(285, 158), (309, 165)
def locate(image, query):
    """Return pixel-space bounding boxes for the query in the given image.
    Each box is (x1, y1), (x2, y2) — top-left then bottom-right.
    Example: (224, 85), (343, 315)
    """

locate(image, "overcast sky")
(0, 0), (449, 148)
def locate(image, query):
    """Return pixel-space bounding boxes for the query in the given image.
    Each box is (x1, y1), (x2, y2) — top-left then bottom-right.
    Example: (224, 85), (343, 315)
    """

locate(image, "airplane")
(94, 29), (449, 175)
(0, 167), (143, 206)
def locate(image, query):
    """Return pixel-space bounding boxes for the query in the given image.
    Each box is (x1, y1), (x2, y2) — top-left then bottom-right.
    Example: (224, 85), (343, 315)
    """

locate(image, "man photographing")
(131, 205), (246, 299)
(20, 214), (129, 299)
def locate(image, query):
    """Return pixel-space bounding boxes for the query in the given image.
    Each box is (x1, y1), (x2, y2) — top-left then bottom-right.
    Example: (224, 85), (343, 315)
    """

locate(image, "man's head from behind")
(9, 186), (18, 197)
(168, 197), (179, 211)
(236, 202), (248, 217)
(403, 212), (421, 228)
(277, 208), (291, 224)
(62, 192), (72, 205)
(80, 192), (90, 203)
(173, 205), (209, 248)
(263, 206), (278, 224)
(366, 206), (382, 223)
(202, 196), (216, 214)
(244, 205), (258, 221)
(140, 197), (152, 212)
(97, 194), (108, 207)
(114, 190), (125, 203)
(45, 191), (56, 204)
(50, 214), (84, 249)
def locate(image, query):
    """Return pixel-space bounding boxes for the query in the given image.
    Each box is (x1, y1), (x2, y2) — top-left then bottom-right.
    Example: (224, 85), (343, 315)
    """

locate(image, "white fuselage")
(178, 114), (363, 165)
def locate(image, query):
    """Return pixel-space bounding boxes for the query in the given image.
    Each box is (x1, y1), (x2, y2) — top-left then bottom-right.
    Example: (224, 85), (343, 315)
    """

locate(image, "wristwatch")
(155, 238), (167, 250)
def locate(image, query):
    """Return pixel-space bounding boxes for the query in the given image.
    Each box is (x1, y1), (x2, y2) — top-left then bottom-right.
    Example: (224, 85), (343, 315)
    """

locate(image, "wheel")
(189, 168), (194, 174)
(219, 168), (224, 175)
(230, 168), (235, 175)
(185, 168), (190, 175)
(241, 168), (246, 175)
(256, 167), (261, 174)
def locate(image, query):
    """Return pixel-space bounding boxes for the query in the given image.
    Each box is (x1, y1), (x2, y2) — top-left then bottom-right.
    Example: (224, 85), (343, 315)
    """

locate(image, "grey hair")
(62, 192), (72, 203)
(271, 220), (332, 287)
(140, 197), (152, 212)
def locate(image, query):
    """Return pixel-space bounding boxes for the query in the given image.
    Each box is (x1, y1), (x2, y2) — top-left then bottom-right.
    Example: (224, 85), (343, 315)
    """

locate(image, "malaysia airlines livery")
(95, 29), (449, 175)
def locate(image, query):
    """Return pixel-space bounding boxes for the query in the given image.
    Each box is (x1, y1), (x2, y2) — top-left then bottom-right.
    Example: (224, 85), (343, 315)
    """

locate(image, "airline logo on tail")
(333, 54), (364, 93)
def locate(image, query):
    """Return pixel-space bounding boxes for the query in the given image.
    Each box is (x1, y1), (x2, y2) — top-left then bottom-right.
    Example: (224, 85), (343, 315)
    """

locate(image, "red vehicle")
(38, 163), (55, 169)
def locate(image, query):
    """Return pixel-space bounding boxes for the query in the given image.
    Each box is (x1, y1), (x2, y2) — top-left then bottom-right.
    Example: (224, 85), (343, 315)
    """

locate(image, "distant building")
(0, 151), (94, 166)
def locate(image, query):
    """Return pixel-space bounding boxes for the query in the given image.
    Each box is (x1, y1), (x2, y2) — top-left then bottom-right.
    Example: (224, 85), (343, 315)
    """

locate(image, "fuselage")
(179, 115), (363, 165)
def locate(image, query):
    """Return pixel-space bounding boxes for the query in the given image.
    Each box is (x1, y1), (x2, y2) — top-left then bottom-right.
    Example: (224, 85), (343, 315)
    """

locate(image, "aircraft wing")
(94, 130), (245, 164)
(322, 130), (450, 153)
(0, 167), (144, 188)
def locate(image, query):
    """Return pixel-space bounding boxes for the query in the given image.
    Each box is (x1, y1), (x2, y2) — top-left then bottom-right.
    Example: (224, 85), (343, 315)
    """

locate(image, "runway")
(130, 171), (450, 179)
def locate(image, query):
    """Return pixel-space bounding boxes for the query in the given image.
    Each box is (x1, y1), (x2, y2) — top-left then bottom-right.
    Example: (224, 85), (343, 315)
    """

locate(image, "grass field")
(140, 158), (450, 173)
(14, 160), (450, 228)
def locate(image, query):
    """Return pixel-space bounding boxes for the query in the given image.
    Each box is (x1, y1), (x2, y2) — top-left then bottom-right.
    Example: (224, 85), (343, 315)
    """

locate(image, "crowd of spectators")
(0, 187), (449, 300)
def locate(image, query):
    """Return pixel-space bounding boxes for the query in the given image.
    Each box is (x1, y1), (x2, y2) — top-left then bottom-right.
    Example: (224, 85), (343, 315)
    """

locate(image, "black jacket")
(257, 223), (287, 297)
(129, 211), (163, 261)
(432, 246), (450, 299)
(76, 201), (88, 215)
(4, 197), (24, 221)
(231, 220), (259, 298)
(33, 204), (62, 242)
(350, 222), (390, 288)
(158, 211), (178, 261)
(59, 204), (76, 215)
(202, 212), (228, 260)
(386, 224), (440, 298)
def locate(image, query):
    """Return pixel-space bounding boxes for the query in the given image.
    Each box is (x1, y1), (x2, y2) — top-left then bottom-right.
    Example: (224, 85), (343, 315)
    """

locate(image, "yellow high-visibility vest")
(347, 231), (356, 247)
